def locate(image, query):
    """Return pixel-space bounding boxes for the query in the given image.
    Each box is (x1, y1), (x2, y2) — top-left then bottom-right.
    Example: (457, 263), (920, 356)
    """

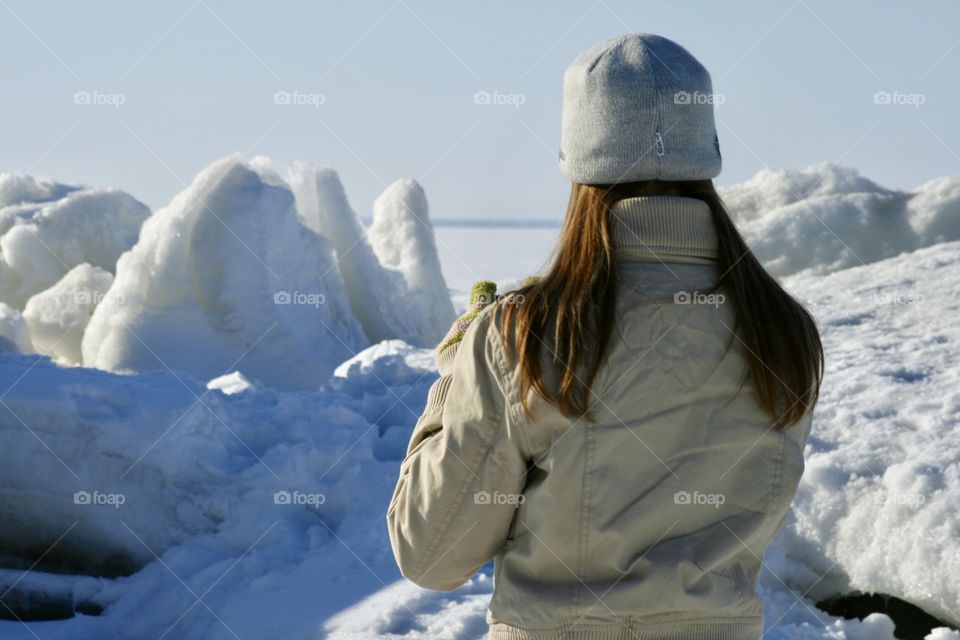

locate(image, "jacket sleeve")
(386, 309), (530, 591)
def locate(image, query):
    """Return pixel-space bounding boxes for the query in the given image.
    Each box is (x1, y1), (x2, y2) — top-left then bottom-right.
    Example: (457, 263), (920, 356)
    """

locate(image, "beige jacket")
(387, 196), (813, 640)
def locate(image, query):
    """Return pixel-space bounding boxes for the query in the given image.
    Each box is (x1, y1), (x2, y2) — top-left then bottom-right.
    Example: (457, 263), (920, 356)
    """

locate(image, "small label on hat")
(655, 132), (665, 156)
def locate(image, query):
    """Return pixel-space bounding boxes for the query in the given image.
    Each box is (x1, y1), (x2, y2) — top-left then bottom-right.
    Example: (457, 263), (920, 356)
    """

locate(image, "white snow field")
(0, 161), (958, 638)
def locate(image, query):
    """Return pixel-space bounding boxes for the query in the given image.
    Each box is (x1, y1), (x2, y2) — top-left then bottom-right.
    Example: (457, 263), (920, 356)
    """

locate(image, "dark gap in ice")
(881, 368), (928, 383)
(816, 591), (956, 640)
(0, 543), (141, 579)
(827, 313), (873, 327)
(0, 586), (104, 622)
(862, 407), (896, 419)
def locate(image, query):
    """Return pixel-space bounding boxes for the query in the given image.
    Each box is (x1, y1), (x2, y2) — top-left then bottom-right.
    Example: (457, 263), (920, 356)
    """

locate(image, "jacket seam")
(569, 415), (595, 613)
(769, 430), (786, 514)
(409, 317), (509, 582)
(409, 400), (500, 582)
(487, 315), (534, 457)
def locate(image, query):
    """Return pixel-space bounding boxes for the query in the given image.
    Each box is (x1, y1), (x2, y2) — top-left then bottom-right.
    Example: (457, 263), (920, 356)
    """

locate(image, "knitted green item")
(435, 275), (541, 365)
(430, 276), (538, 398)
(438, 280), (497, 356)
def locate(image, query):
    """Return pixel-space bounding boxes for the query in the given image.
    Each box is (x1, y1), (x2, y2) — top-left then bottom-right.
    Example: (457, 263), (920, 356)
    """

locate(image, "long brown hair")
(499, 180), (823, 429)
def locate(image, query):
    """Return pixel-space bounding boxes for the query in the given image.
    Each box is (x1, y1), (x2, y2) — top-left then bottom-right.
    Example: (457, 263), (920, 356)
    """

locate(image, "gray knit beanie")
(559, 33), (722, 184)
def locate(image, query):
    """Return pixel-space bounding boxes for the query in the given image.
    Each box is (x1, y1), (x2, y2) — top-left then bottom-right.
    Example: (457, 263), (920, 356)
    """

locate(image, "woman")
(387, 33), (823, 640)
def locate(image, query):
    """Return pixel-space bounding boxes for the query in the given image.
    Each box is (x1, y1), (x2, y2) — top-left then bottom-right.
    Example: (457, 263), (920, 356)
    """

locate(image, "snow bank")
(22, 264), (113, 364)
(0, 175), (149, 308)
(719, 164), (960, 277)
(769, 240), (960, 627)
(82, 155), (368, 390)
(0, 341), (436, 639)
(0, 357), (229, 579)
(289, 165), (454, 346)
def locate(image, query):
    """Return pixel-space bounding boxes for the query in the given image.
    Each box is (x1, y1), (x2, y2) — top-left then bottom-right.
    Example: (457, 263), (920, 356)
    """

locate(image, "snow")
(718, 164), (960, 278)
(289, 165), (455, 345)
(22, 264), (113, 364)
(367, 179), (456, 344)
(206, 370), (255, 395)
(0, 177), (149, 309)
(0, 303), (32, 354)
(81, 155), (368, 390)
(0, 359), (230, 582)
(0, 161), (958, 638)
(0, 342), (436, 640)
(0, 173), (79, 210)
(771, 240), (960, 627)
(332, 338), (436, 380)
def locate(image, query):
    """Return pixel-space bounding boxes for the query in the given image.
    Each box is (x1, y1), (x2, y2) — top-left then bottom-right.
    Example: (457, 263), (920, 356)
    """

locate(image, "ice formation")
(22, 263), (114, 364)
(368, 179), (456, 344)
(0, 302), (32, 354)
(719, 164), (960, 277)
(0, 176), (149, 308)
(289, 165), (454, 346)
(81, 155), (368, 390)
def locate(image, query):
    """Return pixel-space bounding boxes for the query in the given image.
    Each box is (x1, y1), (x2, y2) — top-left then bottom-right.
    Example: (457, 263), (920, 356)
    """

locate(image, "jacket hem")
(488, 616), (762, 640)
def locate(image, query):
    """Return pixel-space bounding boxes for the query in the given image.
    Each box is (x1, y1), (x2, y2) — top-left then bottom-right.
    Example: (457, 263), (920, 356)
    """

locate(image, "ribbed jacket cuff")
(436, 341), (459, 376)
(608, 196), (718, 261)
(424, 373), (453, 416)
(418, 339), (460, 425)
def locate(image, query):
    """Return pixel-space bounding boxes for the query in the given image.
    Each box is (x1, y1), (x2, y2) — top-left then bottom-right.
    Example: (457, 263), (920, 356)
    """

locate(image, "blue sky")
(2, 0), (958, 220)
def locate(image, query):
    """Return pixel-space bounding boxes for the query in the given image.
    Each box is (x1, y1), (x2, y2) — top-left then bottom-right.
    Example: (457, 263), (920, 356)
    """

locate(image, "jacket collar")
(609, 196), (719, 263)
